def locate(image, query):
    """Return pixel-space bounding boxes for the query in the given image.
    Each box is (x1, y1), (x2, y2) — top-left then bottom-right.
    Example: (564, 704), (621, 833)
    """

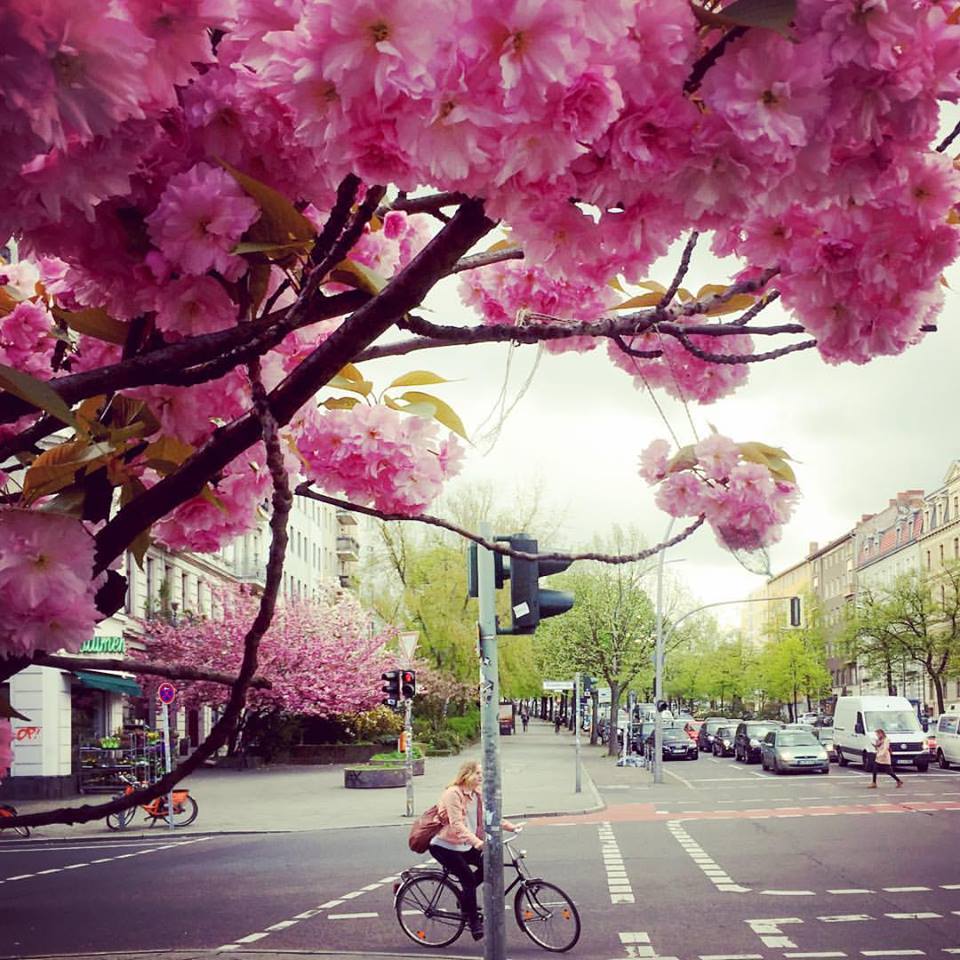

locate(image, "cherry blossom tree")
(141, 585), (393, 752)
(1, 0), (959, 827)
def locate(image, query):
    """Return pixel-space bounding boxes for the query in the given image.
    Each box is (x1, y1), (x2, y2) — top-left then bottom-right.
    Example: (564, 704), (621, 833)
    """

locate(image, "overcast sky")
(367, 111), (960, 629)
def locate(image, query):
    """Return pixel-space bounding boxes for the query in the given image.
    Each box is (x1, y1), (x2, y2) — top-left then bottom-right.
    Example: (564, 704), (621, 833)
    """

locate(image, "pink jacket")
(434, 785), (517, 850)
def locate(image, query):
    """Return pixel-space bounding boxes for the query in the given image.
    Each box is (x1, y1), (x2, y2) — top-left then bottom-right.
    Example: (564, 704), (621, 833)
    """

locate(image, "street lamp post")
(652, 519), (674, 785)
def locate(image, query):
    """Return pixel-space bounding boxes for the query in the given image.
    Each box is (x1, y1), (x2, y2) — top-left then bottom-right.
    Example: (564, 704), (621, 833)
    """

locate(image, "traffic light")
(789, 596), (801, 627)
(501, 533), (574, 634)
(400, 669), (416, 699)
(381, 670), (401, 709)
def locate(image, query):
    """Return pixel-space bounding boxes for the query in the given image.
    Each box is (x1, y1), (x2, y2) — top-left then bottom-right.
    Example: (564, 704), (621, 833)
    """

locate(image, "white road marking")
(621, 933), (651, 943)
(701, 955), (763, 959)
(786, 953), (847, 958)
(318, 900), (342, 909)
(861, 951), (925, 957)
(600, 822), (634, 905)
(885, 913), (942, 920)
(883, 887), (930, 893)
(264, 921), (298, 931)
(819, 915), (873, 923)
(668, 820), (747, 893)
(761, 890), (815, 896)
(829, 889), (874, 895)
(234, 933), (269, 943)
(328, 912), (379, 920)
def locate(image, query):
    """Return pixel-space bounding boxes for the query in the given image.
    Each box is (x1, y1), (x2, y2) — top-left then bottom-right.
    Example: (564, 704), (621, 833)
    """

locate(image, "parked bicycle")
(0, 803), (29, 838)
(394, 832), (580, 952)
(105, 772), (198, 830)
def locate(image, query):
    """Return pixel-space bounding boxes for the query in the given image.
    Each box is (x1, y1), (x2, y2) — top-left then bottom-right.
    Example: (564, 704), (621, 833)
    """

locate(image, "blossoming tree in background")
(141, 586), (394, 754)
(0, 0), (959, 824)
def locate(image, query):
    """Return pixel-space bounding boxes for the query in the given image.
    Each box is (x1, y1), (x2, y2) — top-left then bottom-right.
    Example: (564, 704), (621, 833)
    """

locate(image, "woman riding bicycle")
(428, 760), (517, 942)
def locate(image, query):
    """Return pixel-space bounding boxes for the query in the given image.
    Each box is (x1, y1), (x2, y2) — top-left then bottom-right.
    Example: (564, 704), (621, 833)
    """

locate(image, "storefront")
(0, 624), (146, 800)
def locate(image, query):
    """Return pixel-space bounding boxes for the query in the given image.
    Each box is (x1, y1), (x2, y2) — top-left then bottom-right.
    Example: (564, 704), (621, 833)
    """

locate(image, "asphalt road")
(2, 752), (958, 960)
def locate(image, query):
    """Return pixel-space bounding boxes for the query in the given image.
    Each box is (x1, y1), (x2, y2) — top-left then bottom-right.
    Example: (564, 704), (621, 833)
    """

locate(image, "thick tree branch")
(684, 26), (748, 96)
(936, 121), (960, 154)
(31, 652), (272, 689)
(378, 192), (469, 218)
(449, 247), (524, 274)
(297, 486), (707, 565)
(92, 199), (496, 574)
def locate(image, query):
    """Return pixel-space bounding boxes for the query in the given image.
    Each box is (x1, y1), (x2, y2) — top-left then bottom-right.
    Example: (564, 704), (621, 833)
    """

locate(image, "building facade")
(2, 491), (363, 799)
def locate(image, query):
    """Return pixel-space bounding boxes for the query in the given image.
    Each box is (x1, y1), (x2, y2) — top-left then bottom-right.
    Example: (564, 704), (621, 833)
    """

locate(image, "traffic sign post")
(157, 683), (176, 832)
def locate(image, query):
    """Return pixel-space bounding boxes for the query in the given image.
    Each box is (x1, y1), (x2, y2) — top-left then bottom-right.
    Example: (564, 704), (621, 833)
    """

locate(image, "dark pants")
(430, 844), (484, 921)
(872, 761), (902, 784)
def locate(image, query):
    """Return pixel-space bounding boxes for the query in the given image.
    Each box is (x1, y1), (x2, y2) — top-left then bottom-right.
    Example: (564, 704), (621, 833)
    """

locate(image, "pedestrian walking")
(428, 760), (517, 942)
(868, 728), (903, 788)
(521, 709), (529, 732)
(554, 714), (562, 734)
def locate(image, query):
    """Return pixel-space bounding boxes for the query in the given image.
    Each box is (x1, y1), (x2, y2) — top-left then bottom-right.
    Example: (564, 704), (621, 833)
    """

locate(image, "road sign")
(157, 682), (176, 705)
(542, 680), (574, 691)
(398, 630), (418, 663)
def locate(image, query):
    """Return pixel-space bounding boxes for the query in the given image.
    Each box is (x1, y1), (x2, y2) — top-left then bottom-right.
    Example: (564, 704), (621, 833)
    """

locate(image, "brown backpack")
(408, 803), (446, 853)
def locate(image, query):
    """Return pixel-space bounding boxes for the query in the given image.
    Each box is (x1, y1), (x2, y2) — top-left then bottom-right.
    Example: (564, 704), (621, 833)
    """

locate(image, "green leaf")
(387, 370), (452, 389)
(612, 292), (663, 310)
(666, 444), (697, 473)
(326, 374), (373, 397)
(322, 396), (362, 410)
(0, 362), (77, 428)
(231, 240), (313, 256)
(144, 436), (195, 475)
(337, 363), (366, 384)
(691, 0), (796, 37)
(396, 391), (468, 439)
(220, 160), (315, 252)
(331, 259), (388, 295)
(22, 440), (114, 502)
(53, 307), (129, 346)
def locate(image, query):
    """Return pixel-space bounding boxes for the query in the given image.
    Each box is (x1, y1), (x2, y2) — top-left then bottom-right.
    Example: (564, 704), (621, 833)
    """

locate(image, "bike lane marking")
(0, 836), (210, 884)
(599, 821), (635, 904)
(666, 820), (749, 894)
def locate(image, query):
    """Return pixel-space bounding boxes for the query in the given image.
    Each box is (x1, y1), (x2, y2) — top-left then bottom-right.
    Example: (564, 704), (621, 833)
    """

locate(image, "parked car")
(834, 695), (929, 771)
(734, 720), (784, 763)
(644, 723), (699, 761)
(815, 725), (838, 762)
(713, 725), (736, 757)
(799, 712), (819, 725)
(935, 712), (960, 769)
(697, 717), (729, 753)
(760, 729), (830, 774)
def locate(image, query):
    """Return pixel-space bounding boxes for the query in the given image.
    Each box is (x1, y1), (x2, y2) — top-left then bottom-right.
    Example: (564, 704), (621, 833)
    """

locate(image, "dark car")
(713, 724), (736, 757)
(697, 717), (730, 753)
(760, 728), (830, 774)
(734, 720), (784, 763)
(645, 723), (699, 761)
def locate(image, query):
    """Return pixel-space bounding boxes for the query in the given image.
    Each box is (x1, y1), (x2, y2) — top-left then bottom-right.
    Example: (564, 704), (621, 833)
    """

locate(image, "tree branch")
(296, 486), (707, 565)
(673, 330), (818, 363)
(31, 652), (271, 689)
(660, 232), (699, 307)
(449, 247), (524, 274)
(91, 199), (496, 575)
(684, 26), (748, 96)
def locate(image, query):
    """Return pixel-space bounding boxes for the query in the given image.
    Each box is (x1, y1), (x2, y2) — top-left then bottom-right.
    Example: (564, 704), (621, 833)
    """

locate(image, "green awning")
(72, 671), (142, 697)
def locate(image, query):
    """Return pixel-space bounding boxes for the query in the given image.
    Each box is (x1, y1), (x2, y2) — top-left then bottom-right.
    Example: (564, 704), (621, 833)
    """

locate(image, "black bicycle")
(394, 832), (580, 952)
(0, 803), (29, 838)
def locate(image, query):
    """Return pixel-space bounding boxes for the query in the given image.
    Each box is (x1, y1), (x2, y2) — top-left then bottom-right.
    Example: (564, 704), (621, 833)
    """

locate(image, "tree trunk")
(607, 680), (621, 757)
(885, 658), (895, 696)
(590, 691), (599, 746)
(931, 672), (945, 714)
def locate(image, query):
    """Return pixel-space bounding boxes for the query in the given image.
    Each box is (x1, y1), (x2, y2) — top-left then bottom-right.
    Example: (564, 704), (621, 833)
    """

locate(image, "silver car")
(760, 729), (830, 774)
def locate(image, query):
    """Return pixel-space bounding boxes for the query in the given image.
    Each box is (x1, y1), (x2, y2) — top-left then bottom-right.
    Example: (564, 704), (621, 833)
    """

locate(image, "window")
(146, 557), (155, 616)
(927, 550), (932, 570)
(940, 544), (945, 565)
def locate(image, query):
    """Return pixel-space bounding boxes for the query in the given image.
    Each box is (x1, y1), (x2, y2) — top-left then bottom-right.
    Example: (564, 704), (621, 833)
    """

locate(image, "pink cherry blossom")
(0, 509), (101, 658)
(0, 301), (56, 379)
(155, 276), (240, 340)
(146, 162), (259, 279)
(638, 439), (671, 484)
(295, 405), (464, 515)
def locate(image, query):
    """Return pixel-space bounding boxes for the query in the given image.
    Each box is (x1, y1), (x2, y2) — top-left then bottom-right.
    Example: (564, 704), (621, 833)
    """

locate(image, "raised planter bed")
(344, 765), (406, 789)
(290, 743), (382, 765)
(369, 757), (425, 776)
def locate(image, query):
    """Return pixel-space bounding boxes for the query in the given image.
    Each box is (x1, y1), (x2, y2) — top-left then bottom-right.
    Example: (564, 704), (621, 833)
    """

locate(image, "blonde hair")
(447, 759), (481, 789)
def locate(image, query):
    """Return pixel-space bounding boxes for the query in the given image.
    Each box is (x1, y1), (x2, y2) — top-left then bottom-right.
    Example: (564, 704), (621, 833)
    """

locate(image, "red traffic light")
(400, 670), (416, 699)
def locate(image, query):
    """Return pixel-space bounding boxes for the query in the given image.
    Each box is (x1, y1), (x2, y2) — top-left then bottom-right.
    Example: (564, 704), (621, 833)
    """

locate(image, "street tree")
(538, 562), (657, 756)
(1, 1), (959, 826)
(141, 585), (393, 754)
(846, 564), (960, 713)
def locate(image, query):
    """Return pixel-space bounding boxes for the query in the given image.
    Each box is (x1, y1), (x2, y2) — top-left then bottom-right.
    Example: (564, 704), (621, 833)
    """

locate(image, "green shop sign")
(79, 636), (126, 655)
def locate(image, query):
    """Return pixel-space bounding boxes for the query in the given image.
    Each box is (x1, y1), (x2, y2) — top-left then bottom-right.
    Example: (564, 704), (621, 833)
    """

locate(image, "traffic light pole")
(404, 697), (414, 817)
(574, 671), (582, 794)
(477, 522), (506, 960)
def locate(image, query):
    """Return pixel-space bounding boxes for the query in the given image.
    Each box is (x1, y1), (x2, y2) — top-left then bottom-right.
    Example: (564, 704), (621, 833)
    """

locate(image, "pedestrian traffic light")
(400, 669), (416, 699)
(381, 670), (401, 709)
(789, 596), (801, 627)
(499, 533), (575, 634)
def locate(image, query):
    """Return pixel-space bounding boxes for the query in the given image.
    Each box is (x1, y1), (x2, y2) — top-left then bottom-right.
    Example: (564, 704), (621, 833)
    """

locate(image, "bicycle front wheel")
(105, 806), (135, 831)
(395, 874), (465, 947)
(515, 880), (581, 952)
(164, 795), (198, 827)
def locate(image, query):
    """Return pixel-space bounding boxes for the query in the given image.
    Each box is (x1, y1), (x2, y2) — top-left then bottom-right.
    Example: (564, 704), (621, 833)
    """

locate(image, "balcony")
(336, 509), (358, 527)
(336, 536), (360, 561)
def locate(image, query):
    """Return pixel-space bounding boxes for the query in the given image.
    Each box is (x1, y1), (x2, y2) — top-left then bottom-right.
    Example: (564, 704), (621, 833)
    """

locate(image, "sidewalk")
(5, 719), (606, 840)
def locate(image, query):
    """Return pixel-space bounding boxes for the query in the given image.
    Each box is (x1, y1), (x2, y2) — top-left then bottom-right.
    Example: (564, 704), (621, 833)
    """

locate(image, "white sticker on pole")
(157, 682), (177, 705)
(513, 602), (530, 617)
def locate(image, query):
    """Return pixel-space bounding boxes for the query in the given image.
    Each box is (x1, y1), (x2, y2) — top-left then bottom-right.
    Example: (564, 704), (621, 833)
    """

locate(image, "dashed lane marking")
(885, 913), (942, 920)
(600, 822), (635, 904)
(0, 836), (210, 884)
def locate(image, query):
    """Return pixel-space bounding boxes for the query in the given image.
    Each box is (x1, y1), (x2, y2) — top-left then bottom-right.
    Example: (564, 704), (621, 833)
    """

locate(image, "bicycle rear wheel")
(105, 805), (135, 831)
(515, 880), (581, 952)
(163, 795), (198, 827)
(395, 874), (465, 947)
(0, 805), (29, 838)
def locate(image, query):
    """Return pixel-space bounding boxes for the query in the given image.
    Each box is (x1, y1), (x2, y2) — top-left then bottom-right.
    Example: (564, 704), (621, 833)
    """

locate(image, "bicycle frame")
(116, 773), (190, 820)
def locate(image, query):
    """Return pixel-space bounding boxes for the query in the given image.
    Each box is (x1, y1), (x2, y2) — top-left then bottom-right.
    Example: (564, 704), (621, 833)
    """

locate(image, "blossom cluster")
(295, 404), (465, 515)
(640, 435), (799, 551)
(0, 510), (101, 659)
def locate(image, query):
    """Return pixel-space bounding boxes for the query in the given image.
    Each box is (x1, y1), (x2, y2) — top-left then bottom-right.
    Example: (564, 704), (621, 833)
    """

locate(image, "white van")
(935, 712), (960, 769)
(833, 695), (929, 772)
